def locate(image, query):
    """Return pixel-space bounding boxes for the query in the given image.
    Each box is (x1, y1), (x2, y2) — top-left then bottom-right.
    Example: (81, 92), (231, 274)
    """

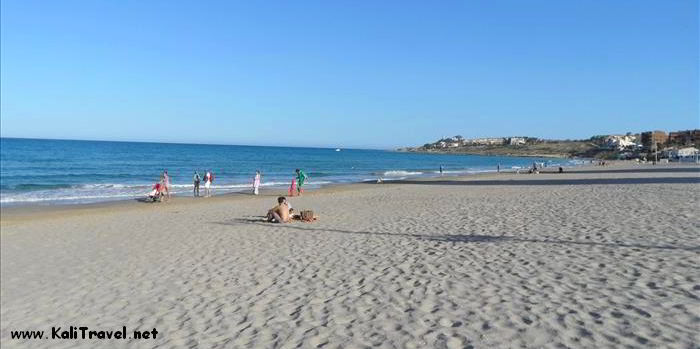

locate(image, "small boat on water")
(335, 148), (341, 152)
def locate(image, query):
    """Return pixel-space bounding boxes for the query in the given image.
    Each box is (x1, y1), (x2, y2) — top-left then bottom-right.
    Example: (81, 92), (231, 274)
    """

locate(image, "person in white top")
(204, 170), (213, 197)
(253, 170), (261, 195)
(163, 170), (171, 199)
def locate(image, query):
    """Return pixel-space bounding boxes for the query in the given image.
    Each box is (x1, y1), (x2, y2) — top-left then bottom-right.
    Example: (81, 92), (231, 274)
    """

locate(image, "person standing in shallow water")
(204, 170), (212, 197)
(295, 169), (307, 196)
(193, 171), (201, 197)
(253, 170), (261, 195)
(163, 170), (171, 199)
(439, 165), (443, 175)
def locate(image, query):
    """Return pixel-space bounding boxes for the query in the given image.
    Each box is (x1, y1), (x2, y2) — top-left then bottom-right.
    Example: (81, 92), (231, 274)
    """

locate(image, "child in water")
(288, 178), (297, 196)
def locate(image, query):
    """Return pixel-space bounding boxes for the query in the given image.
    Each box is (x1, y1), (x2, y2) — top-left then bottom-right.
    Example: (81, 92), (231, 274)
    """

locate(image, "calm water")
(0, 138), (581, 205)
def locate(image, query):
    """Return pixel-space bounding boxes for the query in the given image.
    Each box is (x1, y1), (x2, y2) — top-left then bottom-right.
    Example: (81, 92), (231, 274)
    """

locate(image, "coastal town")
(404, 129), (700, 160)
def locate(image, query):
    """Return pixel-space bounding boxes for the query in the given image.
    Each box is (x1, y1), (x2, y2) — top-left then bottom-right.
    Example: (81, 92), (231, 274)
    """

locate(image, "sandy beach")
(1, 163), (699, 348)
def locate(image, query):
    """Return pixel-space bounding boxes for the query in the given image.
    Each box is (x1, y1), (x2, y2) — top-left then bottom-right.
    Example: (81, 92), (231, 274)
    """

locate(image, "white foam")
(382, 171), (423, 177)
(0, 192), (139, 203)
(0, 180), (336, 205)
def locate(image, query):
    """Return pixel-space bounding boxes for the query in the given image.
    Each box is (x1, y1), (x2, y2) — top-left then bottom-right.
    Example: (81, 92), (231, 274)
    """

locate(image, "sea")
(0, 138), (584, 206)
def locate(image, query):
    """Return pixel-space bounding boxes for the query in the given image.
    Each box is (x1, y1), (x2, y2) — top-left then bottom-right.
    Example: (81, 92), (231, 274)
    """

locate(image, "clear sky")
(1, 0), (698, 149)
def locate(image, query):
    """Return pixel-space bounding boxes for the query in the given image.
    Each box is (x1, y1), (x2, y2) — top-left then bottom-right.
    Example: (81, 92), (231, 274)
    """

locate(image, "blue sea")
(0, 138), (582, 206)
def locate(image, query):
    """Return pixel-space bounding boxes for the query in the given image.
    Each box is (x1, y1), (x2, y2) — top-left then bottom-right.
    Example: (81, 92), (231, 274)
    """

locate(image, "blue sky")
(1, 0), (697, 148)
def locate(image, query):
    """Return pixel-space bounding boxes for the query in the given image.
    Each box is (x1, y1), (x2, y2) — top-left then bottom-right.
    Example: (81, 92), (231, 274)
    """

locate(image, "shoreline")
(3, 161), (696, 227)
(0, 166), (532, 217)
(0, 171), (500, 227)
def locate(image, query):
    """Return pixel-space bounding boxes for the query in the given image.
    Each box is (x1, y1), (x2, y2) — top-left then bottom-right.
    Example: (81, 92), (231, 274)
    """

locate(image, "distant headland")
(399, 129), (699, 160)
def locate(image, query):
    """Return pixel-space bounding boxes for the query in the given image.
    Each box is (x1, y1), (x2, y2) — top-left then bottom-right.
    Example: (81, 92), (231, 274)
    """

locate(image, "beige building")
(641, 131), (668, 151)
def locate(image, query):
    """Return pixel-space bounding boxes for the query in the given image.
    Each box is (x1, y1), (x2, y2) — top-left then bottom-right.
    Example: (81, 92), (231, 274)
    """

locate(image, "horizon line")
(0, 136), (395, 151)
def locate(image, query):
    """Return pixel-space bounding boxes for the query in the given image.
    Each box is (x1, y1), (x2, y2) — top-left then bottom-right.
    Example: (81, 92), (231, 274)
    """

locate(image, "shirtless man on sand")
(267, 197), (291, 223)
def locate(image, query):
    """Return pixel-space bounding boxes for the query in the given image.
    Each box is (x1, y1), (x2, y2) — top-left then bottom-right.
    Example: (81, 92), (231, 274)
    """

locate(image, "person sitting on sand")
(267, 196), (291, 223)
(151, 179), (167, 202)
(148, 182), (164, 201)
(284, 198), (298, 219)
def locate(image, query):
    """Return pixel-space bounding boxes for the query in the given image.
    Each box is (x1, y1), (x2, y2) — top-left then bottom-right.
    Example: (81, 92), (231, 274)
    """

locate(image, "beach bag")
(300, 210), (315, 221)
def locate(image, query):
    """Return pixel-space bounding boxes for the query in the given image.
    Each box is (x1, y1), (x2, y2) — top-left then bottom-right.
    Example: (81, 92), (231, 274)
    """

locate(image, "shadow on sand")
(134, 197), (159, 203)
(133, 191), (272, 204)
(213, 219), (700, 252)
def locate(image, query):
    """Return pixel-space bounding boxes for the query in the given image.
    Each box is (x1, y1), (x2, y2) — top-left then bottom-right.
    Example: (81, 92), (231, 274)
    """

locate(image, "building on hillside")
(465, 138), (505, 145)
(641, 131), (668, 151)
(605, 135), (639, 150)
(441, 135), (464, 144)
(508, 137), (527, 146)
(668, 129), (699, 146)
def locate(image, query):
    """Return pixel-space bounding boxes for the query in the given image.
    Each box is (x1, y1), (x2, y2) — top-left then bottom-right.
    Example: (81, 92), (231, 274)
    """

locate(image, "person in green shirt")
(295, 169), (308, 196)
